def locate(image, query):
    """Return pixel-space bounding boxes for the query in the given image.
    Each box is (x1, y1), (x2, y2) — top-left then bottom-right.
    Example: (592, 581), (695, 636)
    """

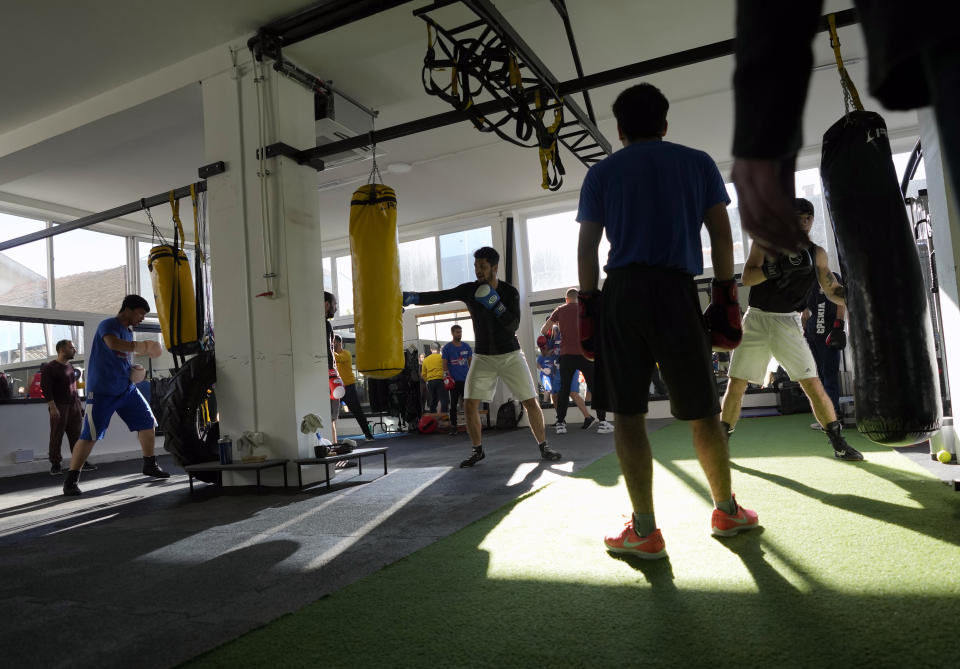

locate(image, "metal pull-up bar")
(0, 181), (208, 253)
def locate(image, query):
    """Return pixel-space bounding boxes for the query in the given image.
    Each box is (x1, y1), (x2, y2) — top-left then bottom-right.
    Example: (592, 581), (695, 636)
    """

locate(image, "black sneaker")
(581, 416), (596, 430)
(63, 470), (82, 496)
(540, 444), (562, 461)
(834, 445), (865, 461)
(824, 421), (864, 461)
(142, 460), (171, 478)
(50, 463), (63, 476)
(364, 435), (376, 442)
(81, 461), (98, 472)
(449, 427), (459, 436)
(460, 447), (485, 468)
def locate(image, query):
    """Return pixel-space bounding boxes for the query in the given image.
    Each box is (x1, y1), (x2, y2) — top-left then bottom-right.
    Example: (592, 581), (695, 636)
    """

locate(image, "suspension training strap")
(828, 14), (864, 113)
(190, 184), (204, 263)
(169, 191), (186, 251)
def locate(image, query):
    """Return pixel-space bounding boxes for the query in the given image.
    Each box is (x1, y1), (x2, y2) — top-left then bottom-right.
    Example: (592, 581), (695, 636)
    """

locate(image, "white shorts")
(464, 349), (537, 402)
(727, 307), (818, 384)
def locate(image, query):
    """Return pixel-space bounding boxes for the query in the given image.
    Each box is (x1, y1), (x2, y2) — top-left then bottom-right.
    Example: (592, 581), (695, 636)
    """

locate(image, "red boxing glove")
(443, 373), (455, 390)
(578, 291), (601, 361)
(705, 279), (742, 351)
(826, 319), (846, 349)
(329, 369), (345, 399)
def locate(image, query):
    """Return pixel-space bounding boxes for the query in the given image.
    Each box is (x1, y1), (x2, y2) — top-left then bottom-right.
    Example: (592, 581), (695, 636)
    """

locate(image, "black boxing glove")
(761, 257), (782, 281)
(578, 291), (601, 362)
(704, 279), (742, 351)
(762, 248), (812, 281)
(826, 319), (846, 349)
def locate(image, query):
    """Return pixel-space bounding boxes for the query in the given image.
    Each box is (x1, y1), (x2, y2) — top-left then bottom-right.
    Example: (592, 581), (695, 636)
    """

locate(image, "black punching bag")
(821, 111), (941, 445)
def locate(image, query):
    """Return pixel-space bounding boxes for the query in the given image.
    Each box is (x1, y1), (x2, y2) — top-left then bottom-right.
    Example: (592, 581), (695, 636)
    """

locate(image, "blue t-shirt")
(576, 140), (730, 276)
(87, 317), (133, 396)
(441, 341), (473, 382)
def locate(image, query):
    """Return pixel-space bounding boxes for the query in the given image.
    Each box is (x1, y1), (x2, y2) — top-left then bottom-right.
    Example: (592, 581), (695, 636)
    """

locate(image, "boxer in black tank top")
(720, 199), (863, 461)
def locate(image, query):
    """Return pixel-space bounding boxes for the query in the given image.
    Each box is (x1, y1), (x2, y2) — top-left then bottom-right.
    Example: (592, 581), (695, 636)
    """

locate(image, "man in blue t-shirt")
(441, 324), (473, 436)
(63, 294), (167, 496)
(577, 82), (757, 559)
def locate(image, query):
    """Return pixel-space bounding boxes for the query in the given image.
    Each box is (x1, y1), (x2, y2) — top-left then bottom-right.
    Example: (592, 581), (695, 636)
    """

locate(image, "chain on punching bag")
(821, 110), (941, 445)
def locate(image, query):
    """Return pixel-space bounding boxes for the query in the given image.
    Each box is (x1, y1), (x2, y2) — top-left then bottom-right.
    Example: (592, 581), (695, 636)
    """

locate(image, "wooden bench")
(293, 446), (388, 491)
(183, 458), (288, 493)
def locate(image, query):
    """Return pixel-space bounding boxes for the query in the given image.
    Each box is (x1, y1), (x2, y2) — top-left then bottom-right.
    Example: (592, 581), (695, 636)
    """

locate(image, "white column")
(919, 109), (960, 425)
(202, 51), (330, 486)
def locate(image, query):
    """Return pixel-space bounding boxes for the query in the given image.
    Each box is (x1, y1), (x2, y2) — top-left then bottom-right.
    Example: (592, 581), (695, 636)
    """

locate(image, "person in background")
(40, 339), (94, 476)
(333, 335), (376, 442)
(541, 288), (612, 433)
(421, 344), (448, 415)
(441, 324), (473, 436)
(802, 271), (847, 428)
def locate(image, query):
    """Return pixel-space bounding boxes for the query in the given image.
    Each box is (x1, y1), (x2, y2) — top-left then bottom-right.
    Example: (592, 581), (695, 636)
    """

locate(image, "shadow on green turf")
(185, 416), (960, 669)
(185, 488), (959, 669)
(733, 461), (960, 547)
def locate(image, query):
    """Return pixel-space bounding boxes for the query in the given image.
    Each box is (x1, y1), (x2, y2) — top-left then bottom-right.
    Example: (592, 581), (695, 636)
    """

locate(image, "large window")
(399, 237), (439, 292)
(439, 227), (492, 288)
(54, 228), (127, 313)
(0, 213), (49, 308)
(702, 184), (748, 269)
(526, 211), (610, 292)
(416, 310), (474, 345)
(322, 257), (333, 297)
(0, 316), (84, 400)
(335, 255), (354, 316)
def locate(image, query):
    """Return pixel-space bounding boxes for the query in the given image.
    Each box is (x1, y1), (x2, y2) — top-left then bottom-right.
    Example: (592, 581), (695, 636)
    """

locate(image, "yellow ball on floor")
(936, 449), (952, 464)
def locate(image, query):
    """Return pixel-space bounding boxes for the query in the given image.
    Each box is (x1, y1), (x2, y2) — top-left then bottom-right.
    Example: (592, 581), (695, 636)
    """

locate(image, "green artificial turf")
(187, 414), (960, 668)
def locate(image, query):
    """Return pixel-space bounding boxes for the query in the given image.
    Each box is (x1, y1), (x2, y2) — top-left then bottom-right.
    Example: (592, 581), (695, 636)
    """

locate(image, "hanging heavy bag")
(821, 110), (941, 445)
(148, 193), (199, 356)
(349, 181), (405, 378)
(148, 244), (199, 355)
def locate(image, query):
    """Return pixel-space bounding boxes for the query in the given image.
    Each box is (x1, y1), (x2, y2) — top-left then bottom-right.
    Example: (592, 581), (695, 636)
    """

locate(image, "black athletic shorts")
(593, 265), (719, 420)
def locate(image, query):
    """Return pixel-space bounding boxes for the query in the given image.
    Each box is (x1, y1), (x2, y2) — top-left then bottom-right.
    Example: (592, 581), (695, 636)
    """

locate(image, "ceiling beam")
(248, 0), (415, 57)
(287, 7), (859, 168)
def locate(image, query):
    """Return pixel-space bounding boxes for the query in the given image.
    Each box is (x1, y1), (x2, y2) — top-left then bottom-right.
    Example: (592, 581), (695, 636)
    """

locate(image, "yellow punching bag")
(148, 194), (199, 355)
(148, 245), (199, 355)
(349, 183), (404, 378)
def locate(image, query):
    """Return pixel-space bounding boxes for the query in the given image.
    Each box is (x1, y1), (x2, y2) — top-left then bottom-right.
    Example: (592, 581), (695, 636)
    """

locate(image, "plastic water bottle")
(218, 435), (233, 464)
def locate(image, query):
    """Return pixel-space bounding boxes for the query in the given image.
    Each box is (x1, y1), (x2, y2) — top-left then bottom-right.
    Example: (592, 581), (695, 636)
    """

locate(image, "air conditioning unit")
(315, 91), (381, 169)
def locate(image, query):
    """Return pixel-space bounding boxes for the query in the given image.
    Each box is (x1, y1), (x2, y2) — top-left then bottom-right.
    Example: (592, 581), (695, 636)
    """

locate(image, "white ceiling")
(0, 0), (919, 244)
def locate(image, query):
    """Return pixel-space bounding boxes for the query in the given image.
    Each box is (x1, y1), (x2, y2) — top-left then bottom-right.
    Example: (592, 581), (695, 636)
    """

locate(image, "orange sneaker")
(711, 496), (759, 537)
(604, 520), (667, 559)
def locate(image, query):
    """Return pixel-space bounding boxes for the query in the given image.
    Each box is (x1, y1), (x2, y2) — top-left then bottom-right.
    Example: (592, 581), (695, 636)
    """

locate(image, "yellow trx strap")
(534, 90), (564, 191)
(827, 14), (864, 112)
(508, 52), (522, 91)
(190, 184), (204, 263)
(169, 191), (186, 249)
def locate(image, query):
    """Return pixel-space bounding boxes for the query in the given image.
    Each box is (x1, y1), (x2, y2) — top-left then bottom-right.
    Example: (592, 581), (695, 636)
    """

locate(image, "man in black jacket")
(403, 247), (561, 468)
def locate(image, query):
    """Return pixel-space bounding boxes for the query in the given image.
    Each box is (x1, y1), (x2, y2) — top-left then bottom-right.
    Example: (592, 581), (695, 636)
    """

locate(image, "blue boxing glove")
(474, 283), (506, 316)
(402, 291), (420, 307)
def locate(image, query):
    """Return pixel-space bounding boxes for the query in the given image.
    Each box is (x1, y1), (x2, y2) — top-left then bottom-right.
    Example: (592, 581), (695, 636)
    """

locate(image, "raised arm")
(740, 242), (768, 286)
(815, 247), (846, 305)
(103, 334), (161, 357)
